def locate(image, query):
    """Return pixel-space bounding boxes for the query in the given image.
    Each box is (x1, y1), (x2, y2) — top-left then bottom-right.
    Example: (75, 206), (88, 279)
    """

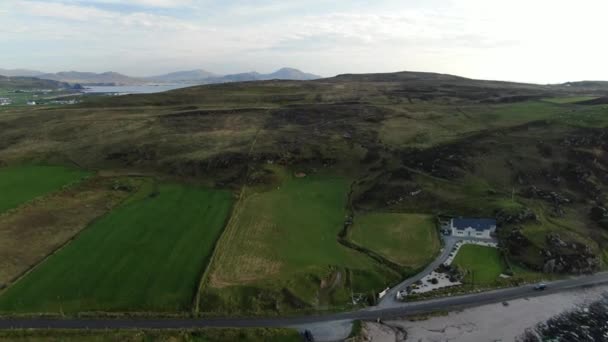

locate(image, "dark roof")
(453, 218), (496, 231)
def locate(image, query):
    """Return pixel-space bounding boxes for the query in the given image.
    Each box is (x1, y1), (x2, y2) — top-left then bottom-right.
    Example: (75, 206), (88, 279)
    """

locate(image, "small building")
(450, 218), (496, 239)
(27, 100), (37, 106)
(0, 97), (11, 106)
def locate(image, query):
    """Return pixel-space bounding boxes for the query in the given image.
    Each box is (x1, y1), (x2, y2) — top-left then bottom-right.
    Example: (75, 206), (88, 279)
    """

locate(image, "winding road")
(378, 235), (458, 308)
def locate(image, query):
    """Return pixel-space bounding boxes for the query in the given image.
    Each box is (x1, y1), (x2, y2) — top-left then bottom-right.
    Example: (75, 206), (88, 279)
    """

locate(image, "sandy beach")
(359, 285), (608, 342)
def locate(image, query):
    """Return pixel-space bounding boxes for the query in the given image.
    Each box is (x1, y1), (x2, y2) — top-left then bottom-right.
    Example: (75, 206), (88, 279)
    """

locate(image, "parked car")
(534, 283), (547, 291)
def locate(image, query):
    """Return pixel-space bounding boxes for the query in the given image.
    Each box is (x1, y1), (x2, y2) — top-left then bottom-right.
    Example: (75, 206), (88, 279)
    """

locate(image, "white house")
(0, 98), (10, 106)
(450, 218), (496, 239)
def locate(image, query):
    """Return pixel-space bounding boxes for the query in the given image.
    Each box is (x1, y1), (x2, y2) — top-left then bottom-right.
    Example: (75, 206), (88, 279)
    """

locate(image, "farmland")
(0, 165), (89, 213)
(453, 245), (506, 286)
(0, 183), (233, 313)
(202, 172), (400, 314)
(349, 213), (440, 270)
(0, 176), (131, 287)
(0, 328), (301, 342)
(0, 71), (607, 317)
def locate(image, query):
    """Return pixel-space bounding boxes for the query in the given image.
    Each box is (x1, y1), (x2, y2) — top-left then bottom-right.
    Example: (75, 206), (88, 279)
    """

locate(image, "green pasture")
(0, 183), (233, 313)
(203, 173), (398, 314)
(350, 213), (440, 269)
(453, 245), (506, 286)
(0, 328), (301, 342)
(0, 165), (89, 213)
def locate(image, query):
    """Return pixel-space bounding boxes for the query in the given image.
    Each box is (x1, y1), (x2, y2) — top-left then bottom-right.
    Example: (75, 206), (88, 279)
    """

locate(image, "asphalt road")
(1, 272), (607, 330)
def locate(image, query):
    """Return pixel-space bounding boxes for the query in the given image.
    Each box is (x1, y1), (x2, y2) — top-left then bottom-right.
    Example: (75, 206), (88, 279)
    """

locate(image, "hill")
(34, 67), (320, 86)
(2, 70), (608, 315)
(0, 68), (44, 77)
(145, 69), (219, 83)
(38, 71), (145, 86)
(263, 67), (320, 80)
(205, 67), (320, 83)
(0, 75), (74, 90)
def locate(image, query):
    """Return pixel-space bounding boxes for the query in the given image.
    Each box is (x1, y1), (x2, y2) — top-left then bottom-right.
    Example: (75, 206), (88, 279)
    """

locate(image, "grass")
(0, 176), (131, 286)
(203, 172), (398, 314)
(0, 165), (90, 213)
(0, 183), (233, 313)
(542, 96), (599, 104)
(453, 245), (506, 286)
(349, 213), (440, 269)
(348, 320), (363, 339)
(521, 202), (599, 252)
(0, 328), (302, 342)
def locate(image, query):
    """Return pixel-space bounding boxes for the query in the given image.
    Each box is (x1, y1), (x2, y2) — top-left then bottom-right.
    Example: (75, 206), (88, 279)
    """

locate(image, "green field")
(453, 245), (506, 286)
(0, 328), (301, 342)
(0, 183), (233, 313)
(543, 96), (599, 104)
(203, 173), (398, 314)
(0, 165), (89, 213)
(350, 213), (440, 269)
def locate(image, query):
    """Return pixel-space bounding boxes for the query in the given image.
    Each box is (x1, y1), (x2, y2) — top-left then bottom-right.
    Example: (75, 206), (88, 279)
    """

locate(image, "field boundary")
(0, 175), (145, 301)
(0, 172), (92, 220)
(190, 198), (236, 316)
(338, 182), (411, 277)
(192, 126), (263, 316)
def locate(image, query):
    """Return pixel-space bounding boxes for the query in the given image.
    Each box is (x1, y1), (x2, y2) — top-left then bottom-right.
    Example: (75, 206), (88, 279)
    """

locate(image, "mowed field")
(0, 165), (89, 213)
(349, 213), (440, 270)
(453, 245), (506, 286)
(203, 173), (398, 313)
(0, 176), (131, 286)
(0, 183), (233, 313)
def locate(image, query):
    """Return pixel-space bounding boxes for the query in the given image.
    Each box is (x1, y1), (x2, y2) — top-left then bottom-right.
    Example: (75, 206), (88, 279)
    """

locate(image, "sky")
(1, 0), (607, 83)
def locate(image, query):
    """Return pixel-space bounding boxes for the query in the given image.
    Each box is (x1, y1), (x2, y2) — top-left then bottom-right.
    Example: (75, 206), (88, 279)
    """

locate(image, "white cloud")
(44, 0), (195, 8)
(124, 0), (193, 7)
(19, 1), (115, 21)
(2, 0), (608, 83)
(17, 1), (197, 30)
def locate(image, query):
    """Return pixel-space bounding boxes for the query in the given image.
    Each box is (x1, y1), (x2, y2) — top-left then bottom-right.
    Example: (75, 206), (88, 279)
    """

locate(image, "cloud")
(40, 0), (195, 9)
(17, 1), (197, 30)
(121, 0), (193, 7)
(19, 1), (115, 21)
(3, 0), (608, 83)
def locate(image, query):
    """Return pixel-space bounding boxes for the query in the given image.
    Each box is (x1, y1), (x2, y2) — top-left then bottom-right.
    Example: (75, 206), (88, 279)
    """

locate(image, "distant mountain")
(0, 68), (45, 77)
(148, 67), (320, 85)
(264, 67), (321, 81)
(38, 71), (145, 86)
(145, 69), (219, 83)
(207, 72), (261, 83)
(562, 81), (608, 88)
(0, 75), (75, 90)
(30, 67), (321, 86)
(206, 68), (321, 84)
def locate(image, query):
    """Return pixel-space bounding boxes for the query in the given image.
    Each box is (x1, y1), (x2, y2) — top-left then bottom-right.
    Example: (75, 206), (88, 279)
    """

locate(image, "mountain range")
(0, 68), (45, 78)
(0, 67), (321, 86)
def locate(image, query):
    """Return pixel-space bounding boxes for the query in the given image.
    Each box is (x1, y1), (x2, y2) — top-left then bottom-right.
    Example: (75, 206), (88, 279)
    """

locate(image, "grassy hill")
(1, 70), (608, 315)
(0, 75), (73, 90)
